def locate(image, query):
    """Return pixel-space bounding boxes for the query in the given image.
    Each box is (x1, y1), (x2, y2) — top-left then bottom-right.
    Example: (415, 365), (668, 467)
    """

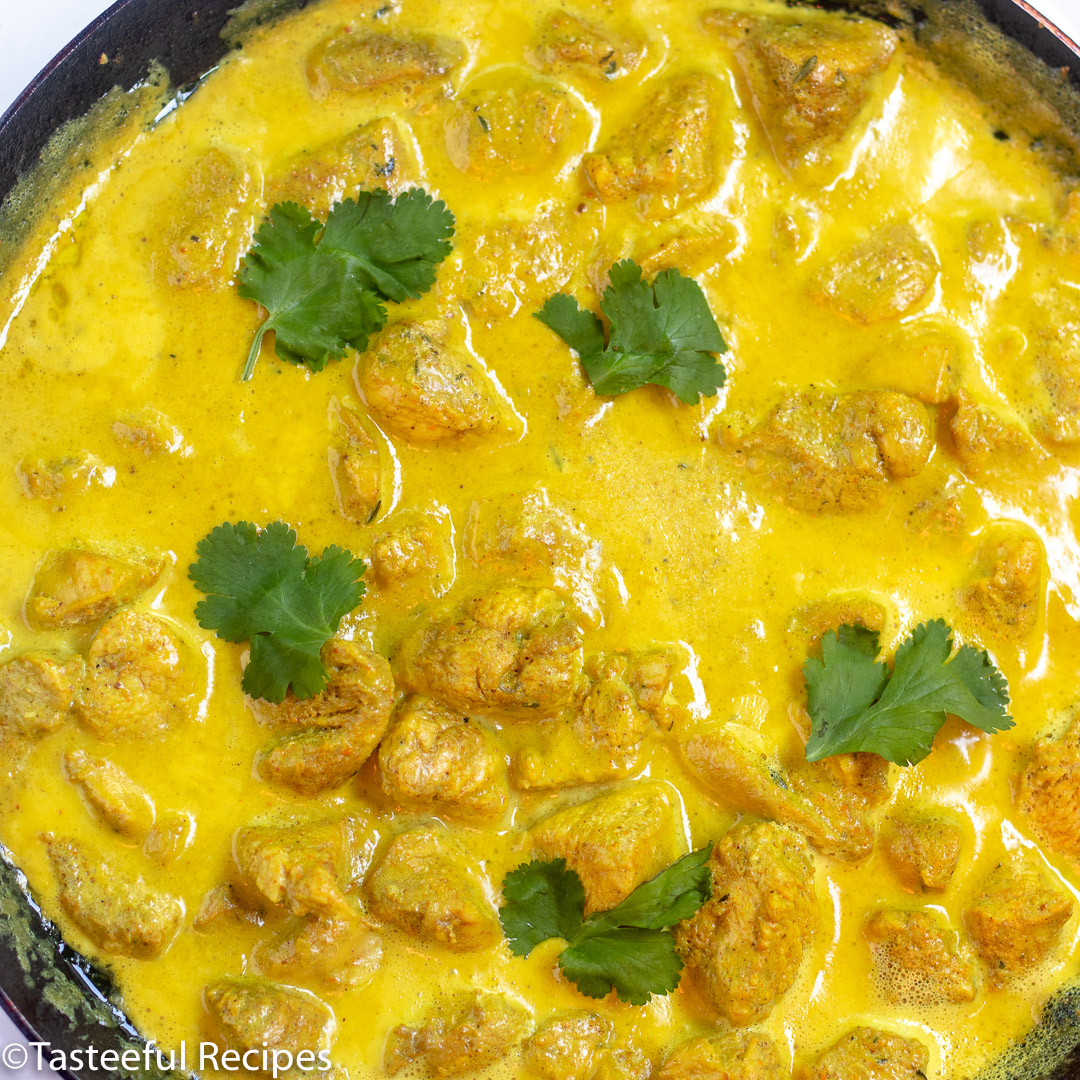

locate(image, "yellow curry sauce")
(2, 0), (1080, 1077)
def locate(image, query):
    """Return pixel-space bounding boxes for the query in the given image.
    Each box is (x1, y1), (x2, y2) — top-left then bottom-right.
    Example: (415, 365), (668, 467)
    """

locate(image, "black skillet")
(1, 1), (1079, 1077)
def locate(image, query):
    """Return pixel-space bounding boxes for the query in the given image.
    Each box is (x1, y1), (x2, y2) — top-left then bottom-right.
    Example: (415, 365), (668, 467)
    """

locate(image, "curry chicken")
(1, 0), (1080, 1078)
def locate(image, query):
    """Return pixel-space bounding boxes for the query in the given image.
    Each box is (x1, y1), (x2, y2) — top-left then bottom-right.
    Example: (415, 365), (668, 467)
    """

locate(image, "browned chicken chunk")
(523, 1012), (613, 1080)
(657, 1031), (785, 1080)
(379, 697), (507, 819)
(1016, 716), (1080, 868)
(949, 390), (1032, 475)
(203, 977), (336, 1059)
(44, 835), (182, 958)
(530, 782), (685, 913)
(676, 821), (817, 1026)
(727, 389), (932, 513)
(306, 32), (462, 97)
(385, 992), (530, 1078)
(810, 225), (938, 325)
(232, 817), (362, 919)
(265, 118), (419, 215)
(254, 915), (384, 993)
(446, 70), (587, 180)
(395, 585), (583, 719)
(63, 750), (155, 839)
(0, 652), (81, 742)
(365, 827), (499, 949)
(534, 11), (642, 80)
(864, 908), (977, 1004)
(709, 12), (897, 171)
(26, 548), (162, 630)
(584, 74), (721, 217)
(962, 534), (1043, 641)
(964, 852), (1075, 986)
(256, 640), (395, 795)
(76, 611), (196, 740)
(879, 817), (962, 892)
(803, 1027), (929, 1080)
(356, 320), (506, 445)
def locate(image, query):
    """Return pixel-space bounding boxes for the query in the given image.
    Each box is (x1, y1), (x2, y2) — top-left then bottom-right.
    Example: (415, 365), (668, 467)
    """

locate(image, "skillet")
(0, 1), (1079, 1077)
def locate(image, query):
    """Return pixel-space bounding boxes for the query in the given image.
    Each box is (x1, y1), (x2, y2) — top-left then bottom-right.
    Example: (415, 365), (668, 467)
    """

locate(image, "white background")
(1, 0), (1080, 1075)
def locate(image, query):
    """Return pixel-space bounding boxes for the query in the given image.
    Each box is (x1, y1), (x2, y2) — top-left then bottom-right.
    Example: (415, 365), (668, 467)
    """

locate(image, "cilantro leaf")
(500, 858), (585, 955)
(237, 189), (454, 381)
(189, 521), (366, 704)
(559, 928), (683, 1007)
(237, 202), (387, 381)
(804, 619), (1014, 765)
(535, 259), (728, 404)
(320, 188), (456, 303)
(499, 845), (711, 1005)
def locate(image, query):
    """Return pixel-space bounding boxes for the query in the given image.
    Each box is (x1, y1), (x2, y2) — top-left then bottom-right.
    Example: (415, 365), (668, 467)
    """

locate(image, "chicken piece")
(810, 225), (938, 324)
(384, 992), (530, 1078)
(949, 390), (1031, 475)
(232, 818), (363, 919)
(803, 1028), (929, 1080)
(143, 810), (194, 865)
(534, 11), (642, 80)
(43, 835), (182, 958)
(76, 611), (196, 741)
(364, 827), (499, 950)
(330, 402), (384, 525)
(1032, 317), (1080, 444)
(710, 12), (897, 171)
(675, 821), (817, 1026)
(864, 908), (976, 1004)
(306, 32), (462, 97)
(679, 725), (878, 861)
(395, 585), (583, 720)
(112, 408), (186, 456)
(203, 977), (336, 1060)
(465, 489), (605, 626)
(727, 389), (932, 514)
(596, 1043), (652, 1080)
(446, 69), (587, 180)
(790, 596), (887, 645)
(523, 1013), (613, 1080)
(17, 453), (110, 502)
(26, 548), (162, 630)
(154, 148), (256, 289)
(530, 782), (684, 913)
(356, 320), (505, 445)
(254, 915), (384, 993)
(964, 852), (1074, 986)
(511, 719), (632, 792)
(256, 640), (395, 795)
(879, 817), (962, 892)
(370, 513), (455, 599)
(0, 652), (81, 741)
(265, 119), (419, 215)
(584, 74), (721, 217)
(962, 535), (1043, 640)
(657, 1032), (785, 1080)
(63, 750), (155, 839)
(378, 697), (507, 819)
(1016, 717), (1080, 868)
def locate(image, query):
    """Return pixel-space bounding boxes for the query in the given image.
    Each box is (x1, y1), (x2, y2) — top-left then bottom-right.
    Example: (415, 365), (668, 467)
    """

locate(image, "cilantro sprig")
(500, 846), (712, 1006)
(238, 188), (455, 381)
(535, 260), (728, 404)
(189, 521), (366, 703)
(804, 620), (1013, 765)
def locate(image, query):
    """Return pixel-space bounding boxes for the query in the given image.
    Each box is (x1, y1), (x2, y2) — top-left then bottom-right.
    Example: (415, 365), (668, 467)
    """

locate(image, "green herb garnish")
(189, 521), (366, 703)
(238, 188), (455, 381)
(804, 620), (1013, 765)
(499, 846), (712, 1005)
(535, 259), (728, 403)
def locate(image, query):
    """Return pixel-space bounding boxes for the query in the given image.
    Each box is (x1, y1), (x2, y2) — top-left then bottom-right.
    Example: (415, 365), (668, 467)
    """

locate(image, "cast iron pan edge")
(1, 1), (1079, 1078)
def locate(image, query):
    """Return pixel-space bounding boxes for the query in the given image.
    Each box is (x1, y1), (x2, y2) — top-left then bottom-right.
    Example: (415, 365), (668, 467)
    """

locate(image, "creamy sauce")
(1, 0), (1080, 1077)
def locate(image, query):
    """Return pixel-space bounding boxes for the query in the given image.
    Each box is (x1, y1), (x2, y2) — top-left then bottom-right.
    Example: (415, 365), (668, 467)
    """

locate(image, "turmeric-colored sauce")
(2, 1), (1080, 1077)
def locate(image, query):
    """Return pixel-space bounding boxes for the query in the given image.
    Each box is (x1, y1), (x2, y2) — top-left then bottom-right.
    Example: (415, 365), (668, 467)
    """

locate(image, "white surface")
(1, 0), (1080, 1075)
